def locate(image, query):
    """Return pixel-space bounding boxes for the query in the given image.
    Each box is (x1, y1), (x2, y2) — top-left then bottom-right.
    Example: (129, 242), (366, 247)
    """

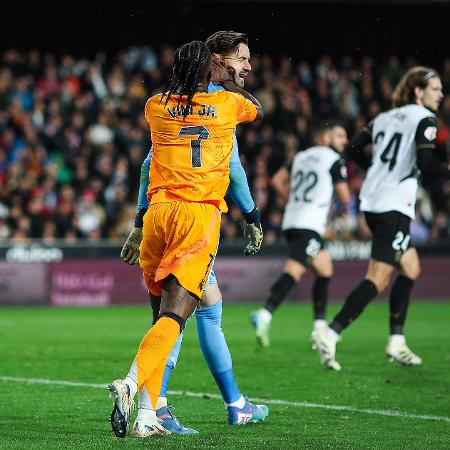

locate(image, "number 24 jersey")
(360, 104), (436, 219)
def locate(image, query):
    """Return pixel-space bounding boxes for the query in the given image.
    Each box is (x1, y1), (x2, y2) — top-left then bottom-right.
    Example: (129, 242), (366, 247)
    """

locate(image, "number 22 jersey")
(360, 104), (436, 219)
(281, 146), (347, 235)
(144, 91), (257, 213)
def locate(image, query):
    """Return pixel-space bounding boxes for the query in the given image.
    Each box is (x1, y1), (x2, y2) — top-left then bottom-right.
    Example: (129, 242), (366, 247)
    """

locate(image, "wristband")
(134, 208), (148, 228)
(243, 207), (260, 225)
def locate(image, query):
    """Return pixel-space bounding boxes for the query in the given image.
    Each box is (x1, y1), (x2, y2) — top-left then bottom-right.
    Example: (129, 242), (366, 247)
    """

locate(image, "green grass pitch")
(0, 302), (449, 449)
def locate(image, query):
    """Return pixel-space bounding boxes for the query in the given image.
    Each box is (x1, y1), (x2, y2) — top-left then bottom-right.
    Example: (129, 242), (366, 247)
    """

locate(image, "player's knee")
(284, 263), (304, 282)
(317, 266), (333, 278)
(367, 275), (388, 293)
(157, 312), (186, 333)
(403, 263), (421, 280)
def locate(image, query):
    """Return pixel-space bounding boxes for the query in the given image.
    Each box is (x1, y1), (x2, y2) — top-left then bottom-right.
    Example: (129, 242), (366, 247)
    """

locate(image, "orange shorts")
(140, 201), (221, 299)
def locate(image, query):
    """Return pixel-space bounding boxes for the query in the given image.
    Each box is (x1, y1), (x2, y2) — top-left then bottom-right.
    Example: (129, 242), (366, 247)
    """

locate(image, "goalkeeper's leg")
(196, 275), (268, 425)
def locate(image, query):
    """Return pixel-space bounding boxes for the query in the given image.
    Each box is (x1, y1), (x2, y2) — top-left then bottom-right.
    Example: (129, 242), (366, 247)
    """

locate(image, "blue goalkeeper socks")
(159, 332), (183, 398)
(195, 302), (242, 404)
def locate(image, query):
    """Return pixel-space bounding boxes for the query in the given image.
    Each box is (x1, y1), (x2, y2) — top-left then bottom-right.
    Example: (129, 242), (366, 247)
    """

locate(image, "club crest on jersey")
(424, 126), (437, 141)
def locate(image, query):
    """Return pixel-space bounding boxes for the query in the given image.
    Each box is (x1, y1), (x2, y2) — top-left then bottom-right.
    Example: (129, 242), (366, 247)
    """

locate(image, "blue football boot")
(156, 405), (199, 435)
(227, 398), (269, 425)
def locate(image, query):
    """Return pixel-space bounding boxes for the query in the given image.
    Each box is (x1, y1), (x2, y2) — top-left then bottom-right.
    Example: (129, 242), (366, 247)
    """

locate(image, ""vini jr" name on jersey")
(167, 104), (218, 119)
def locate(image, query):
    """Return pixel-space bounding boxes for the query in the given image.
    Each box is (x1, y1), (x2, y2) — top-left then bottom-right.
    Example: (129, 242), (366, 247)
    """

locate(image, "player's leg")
(250, 258), (304, 347)
(310, 249), (333, 330)
(109, 202), (219, 438)
(386, 247), (422, 365)
(110, 277), (191, 438)
(314, 212), (409, 369)
(250, 229), (312, 347)
(117, 276), (195, 437)
(313, 258), (393, 371)
(331, 258), (393, 332)
(196, 274), (268, 425)
(134, 293), (197, 435)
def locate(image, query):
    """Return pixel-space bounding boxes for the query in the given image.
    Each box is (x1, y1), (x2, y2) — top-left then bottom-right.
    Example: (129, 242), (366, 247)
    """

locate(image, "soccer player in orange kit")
(108, 40), (263, 438)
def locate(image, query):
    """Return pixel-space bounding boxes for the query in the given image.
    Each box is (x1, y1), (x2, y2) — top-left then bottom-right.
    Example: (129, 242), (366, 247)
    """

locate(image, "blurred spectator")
(0, 47), (448, 245)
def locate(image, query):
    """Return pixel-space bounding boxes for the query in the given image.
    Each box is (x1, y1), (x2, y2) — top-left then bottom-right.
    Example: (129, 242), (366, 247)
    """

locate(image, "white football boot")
(108, 379), (134, 438)
(311, 327), (341, 371)
(310, 320), (328, 350)
(249, 308), (272, 348)
(131, 410), (171, 437)
(310, 320), (341, 350)
(386, 335), (422, 366)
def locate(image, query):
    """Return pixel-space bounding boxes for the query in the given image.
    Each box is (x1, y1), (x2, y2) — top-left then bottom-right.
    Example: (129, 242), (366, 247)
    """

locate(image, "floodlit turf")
(0, 301), (449, 449)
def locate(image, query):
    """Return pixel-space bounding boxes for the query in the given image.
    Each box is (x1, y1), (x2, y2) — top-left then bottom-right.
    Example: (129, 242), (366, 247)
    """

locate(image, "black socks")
(330, 279), (378, 333)
(264, 273), (296, 313)
(389, 275), (414, 335)
(312, 276), (330, 320)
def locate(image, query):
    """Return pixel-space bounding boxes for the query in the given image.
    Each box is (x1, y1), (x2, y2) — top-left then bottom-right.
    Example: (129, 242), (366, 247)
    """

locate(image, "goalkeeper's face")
(220, 43), (251, 88)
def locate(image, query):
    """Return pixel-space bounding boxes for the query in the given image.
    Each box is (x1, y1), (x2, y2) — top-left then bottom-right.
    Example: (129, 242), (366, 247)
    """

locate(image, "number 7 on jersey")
(179, 126), (210, 168)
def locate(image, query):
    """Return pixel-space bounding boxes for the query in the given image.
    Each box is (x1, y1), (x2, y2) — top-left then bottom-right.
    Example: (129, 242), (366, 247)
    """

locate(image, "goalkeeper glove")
(243, 207), (263, 256)
(120, 208), (146, 265)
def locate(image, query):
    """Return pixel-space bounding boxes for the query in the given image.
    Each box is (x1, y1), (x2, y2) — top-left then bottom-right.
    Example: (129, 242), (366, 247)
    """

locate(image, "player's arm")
(120, 148), (152, 265)
(345, 122), (373, 171)
(228, 142), (263, 255)
(212, 59), (263, 121)
(228, 141), (255, 213)
(222, 80), (263, 121)
(271, 164), (291, 204)
(416, 116), (450, 179)
(330, 158), (351, 205)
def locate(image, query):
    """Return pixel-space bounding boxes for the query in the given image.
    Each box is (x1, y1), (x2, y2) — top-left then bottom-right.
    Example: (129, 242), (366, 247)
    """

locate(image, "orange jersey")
(144, 90), (257, 212)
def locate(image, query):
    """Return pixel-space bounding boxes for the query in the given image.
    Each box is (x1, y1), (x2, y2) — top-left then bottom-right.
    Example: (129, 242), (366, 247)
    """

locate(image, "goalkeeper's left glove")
(120, 208), (146, 265)
(243, 207), (263, 256)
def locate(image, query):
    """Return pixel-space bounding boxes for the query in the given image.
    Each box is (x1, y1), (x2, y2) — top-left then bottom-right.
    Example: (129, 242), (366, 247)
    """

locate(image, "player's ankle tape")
(157, 312), (185, 332)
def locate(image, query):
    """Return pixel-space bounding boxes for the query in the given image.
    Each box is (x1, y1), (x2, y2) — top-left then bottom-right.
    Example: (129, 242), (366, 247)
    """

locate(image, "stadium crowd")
(0, 46), (449, 245)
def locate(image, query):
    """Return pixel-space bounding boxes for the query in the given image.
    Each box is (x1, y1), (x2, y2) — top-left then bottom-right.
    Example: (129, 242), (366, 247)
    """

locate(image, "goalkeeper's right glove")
(243, 207), (263, 256)
(120, 208), (146, 265)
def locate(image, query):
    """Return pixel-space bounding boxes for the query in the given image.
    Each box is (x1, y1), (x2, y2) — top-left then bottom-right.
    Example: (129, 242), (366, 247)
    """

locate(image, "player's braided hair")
(161, 40), (211, 118)
(392, 66), (438, 107)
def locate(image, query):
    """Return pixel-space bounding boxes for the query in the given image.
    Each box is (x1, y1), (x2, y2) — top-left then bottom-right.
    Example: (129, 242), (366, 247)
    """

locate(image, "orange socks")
(136, 317), (181, 397)
(144, 357), (168, 410)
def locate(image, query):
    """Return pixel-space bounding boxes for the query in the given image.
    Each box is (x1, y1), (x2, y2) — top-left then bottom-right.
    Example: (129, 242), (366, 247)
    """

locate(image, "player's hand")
(120, 227), (143, 265)
(211, 57), (233, 85)
(243, 222), (263, 256)
(242, 207), (263, 255)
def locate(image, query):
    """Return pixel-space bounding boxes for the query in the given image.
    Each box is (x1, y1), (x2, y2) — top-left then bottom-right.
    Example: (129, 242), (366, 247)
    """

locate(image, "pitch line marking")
(1, 376), (449, 424)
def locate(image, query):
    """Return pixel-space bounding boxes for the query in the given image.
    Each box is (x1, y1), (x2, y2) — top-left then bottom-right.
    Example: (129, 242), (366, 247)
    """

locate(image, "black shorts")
(364, 211), (412, 267)
(283, 229), (324, 267)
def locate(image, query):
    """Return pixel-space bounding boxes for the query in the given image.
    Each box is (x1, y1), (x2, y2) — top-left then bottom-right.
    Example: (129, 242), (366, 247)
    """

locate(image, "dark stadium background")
(1, 1), (448, 62)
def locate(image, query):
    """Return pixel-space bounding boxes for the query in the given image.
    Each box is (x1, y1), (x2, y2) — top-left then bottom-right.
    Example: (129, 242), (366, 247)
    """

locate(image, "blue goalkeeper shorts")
(206, 269), (217, 286)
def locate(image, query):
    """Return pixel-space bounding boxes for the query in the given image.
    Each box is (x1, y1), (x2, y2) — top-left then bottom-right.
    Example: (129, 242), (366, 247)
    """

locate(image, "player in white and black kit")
(313, 66), (449, 370)
(250, 121), (350, 347)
